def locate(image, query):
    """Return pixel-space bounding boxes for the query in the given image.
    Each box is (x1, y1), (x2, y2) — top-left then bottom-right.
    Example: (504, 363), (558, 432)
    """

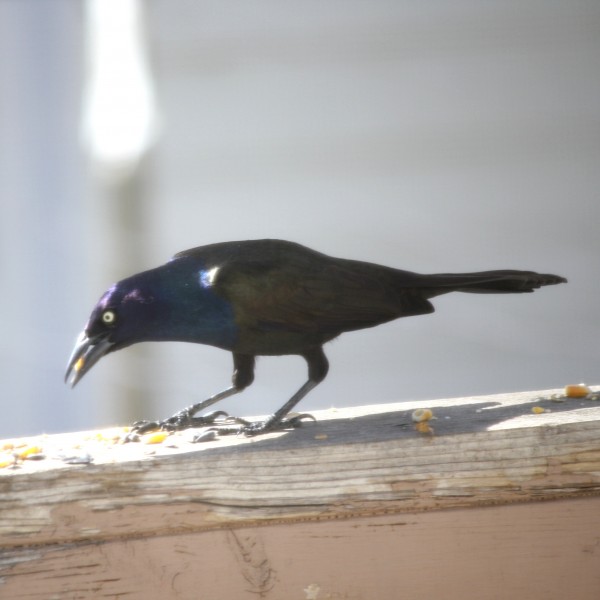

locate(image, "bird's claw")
(159, 409), (194, 431)
(284, 412), (317, 428)
(125, 410), (232, 441)
(123, 410), (316, 442)
(126, 420), (162, 438)
(214, 412), (317, 437)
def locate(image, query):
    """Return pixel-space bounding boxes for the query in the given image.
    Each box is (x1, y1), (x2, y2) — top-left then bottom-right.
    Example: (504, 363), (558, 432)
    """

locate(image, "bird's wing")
(209, 253), (432, 335)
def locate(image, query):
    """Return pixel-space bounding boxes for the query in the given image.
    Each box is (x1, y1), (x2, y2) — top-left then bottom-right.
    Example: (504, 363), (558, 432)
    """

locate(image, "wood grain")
(1, 499), (598, 600)
(1, 387), (599, 598)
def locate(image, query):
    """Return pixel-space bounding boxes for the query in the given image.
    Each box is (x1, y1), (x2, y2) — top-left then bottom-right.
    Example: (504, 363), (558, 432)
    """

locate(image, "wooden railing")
(1, 387), (599, 599)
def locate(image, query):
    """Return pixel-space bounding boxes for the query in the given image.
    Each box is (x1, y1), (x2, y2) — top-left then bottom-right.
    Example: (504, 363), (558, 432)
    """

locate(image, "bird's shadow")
(176, 393), (597, 459)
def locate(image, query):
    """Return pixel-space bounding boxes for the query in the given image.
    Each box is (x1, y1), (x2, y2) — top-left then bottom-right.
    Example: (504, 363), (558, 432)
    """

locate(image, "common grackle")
(65, 239), (566, 435)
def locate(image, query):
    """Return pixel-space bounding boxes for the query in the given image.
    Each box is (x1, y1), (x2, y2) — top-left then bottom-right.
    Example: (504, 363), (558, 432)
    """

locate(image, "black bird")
(65, 239), (566, 434)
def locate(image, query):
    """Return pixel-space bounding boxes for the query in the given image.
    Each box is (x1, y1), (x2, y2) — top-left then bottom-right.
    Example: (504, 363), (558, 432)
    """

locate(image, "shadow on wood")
(1, 387), (599, 599)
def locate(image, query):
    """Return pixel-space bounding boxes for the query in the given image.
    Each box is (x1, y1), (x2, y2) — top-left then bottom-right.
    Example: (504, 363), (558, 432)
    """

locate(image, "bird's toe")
(241, 412), (317, 436)
(130, 420), (162, 435)
(161, 409), (234, 430)
(284, 413), (317, 428)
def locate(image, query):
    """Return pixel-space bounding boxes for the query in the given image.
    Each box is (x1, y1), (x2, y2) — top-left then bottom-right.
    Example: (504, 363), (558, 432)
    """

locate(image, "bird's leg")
(157, 386), (241, 430)
(129, 353), (255, 435)
(219, 347), (329, 436)
(244, 379), (320, 432)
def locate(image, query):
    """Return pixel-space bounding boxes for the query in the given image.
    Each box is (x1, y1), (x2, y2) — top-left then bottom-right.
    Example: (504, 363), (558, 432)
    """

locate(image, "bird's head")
(64, 275), (163, 387)
(65, 259), (238, 387)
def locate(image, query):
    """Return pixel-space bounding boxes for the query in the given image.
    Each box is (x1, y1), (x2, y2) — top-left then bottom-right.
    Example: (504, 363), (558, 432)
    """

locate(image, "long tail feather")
(420, 270), (567, 295)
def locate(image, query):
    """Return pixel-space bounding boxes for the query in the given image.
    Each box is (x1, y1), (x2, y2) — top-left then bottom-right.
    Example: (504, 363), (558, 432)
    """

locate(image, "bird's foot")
(159, 408), (233, 431)
(125, 410), (231, 440)
(123, 411), (316, 442)
(211, 412), (317, 437)
(245, 412), (317, 436)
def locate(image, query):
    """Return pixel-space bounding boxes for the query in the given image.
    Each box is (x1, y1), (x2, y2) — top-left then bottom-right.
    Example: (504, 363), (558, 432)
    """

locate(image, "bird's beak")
(65, 331), (114, 387)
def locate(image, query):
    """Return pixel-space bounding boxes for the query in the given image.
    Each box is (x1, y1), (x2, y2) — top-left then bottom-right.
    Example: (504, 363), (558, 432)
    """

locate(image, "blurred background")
(1, 0), (598, 438)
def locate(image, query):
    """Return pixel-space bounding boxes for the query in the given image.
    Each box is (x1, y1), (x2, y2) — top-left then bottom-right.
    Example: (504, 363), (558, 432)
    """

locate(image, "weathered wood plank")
(1, 498), (598, 600)
(1, 387), (599, 550)
(1, 387), (599, 598)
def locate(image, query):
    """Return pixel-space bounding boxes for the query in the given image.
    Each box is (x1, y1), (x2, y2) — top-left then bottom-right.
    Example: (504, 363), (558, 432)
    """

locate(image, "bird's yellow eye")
(102, 310), (116, 325)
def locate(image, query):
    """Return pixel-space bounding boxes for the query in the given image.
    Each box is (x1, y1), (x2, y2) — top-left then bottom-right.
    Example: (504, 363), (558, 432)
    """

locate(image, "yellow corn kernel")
(564, 384), (590, 398)
(94, 427), (129, 443)
(18, 445), (43, 459)
(0, 455), (14, 468)
(414, 421), (434, 434)
(142, 431), (169, 444)
(531, 406), (545, 414)
(412, 408), (433, 423)
(5, 441), (27, 450)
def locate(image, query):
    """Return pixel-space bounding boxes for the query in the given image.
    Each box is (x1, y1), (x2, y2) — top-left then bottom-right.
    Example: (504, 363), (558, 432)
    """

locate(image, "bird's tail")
(420, 270), (567, 295)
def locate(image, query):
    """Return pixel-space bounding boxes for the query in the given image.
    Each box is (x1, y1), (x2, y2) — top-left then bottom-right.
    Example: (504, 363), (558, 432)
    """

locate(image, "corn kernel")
(142, 431), (169, 444)
(18, 446), (43, 459)
(0, 455), (14, 469)
(531, 406), (545, 414)
(412, 408), (433, 423)
(564, 384), (590, 398)
(415, 421), (434, 434)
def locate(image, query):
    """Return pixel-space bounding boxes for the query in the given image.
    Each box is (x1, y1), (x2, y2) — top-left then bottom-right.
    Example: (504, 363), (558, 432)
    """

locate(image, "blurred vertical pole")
(81, 0), (159, 424)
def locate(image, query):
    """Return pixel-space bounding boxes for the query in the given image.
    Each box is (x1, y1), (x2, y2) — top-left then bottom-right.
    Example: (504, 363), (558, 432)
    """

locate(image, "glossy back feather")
(172, 240), (566, 354)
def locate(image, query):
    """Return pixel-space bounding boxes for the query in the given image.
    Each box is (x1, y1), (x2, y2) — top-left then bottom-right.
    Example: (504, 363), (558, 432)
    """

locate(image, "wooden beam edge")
(1, 387), (599, 548)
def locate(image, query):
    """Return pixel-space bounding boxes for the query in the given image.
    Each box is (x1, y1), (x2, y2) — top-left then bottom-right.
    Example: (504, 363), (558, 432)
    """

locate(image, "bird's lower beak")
(65, 331), (114, 387)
